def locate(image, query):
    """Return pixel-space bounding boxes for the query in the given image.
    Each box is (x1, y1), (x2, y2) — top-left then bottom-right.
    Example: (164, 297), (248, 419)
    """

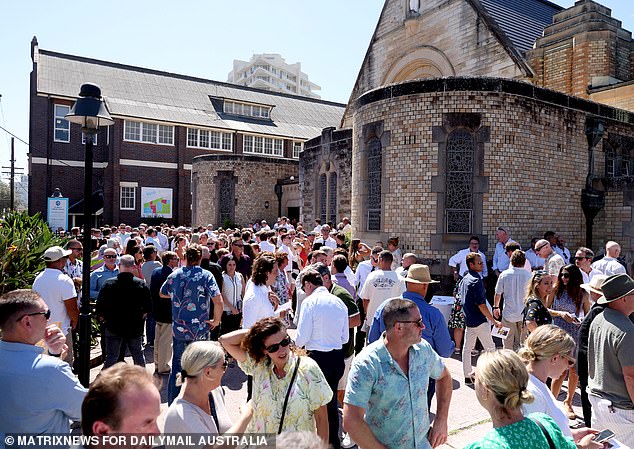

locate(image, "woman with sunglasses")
(219, 317), (331, 440)
(164, 341), (252, 439)
(548, 265), (591, 419)
(518, 325), (603, 448)
(522, 270), (555, 334)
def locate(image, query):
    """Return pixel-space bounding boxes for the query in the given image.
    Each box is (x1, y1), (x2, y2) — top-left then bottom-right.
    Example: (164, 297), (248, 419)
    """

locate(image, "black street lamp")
(65, 84), (113, 386)
(581, 116), (605, 250)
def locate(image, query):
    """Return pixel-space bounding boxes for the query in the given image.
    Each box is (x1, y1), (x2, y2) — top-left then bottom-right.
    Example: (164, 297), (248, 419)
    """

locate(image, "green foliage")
(0, 210), (67, 294)
(222, 218), (238, 230)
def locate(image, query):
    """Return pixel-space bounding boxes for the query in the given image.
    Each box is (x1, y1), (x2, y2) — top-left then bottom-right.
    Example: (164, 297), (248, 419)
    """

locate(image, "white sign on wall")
(47, 197), (69, 232)
(141, 187), (173, 218)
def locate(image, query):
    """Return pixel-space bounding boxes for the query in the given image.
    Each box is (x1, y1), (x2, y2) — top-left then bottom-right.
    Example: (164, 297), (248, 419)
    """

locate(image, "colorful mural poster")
(141, 187), (173, 218)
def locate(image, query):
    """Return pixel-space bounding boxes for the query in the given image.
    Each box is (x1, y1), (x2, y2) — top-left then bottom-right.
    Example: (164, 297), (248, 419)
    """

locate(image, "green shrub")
(0, 210), (67, 294)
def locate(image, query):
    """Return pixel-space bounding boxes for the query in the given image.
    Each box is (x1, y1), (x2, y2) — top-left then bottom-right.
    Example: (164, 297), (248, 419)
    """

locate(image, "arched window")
(319, 173), (327, 224)
(367, 137), (382, 231)
(218, 177), (235, 224)
(329, 172), (337, 223)
(445, 129), (474, 233)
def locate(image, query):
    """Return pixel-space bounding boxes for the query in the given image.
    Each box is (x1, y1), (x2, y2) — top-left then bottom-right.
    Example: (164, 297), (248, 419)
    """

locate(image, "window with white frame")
(293, 141), (303, 158)
(54, 104), (70, 142)
(124, 120), (174, 145)
(120, 183), (137, 210)
(186, 127), (232, 151)
(224, 100), (271, 119)
(81, 132), (98, 145)
(243, 134), (284, 157)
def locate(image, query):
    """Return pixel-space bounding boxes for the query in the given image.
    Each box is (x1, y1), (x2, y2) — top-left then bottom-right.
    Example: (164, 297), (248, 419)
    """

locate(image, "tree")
(0, 180), (26, 211)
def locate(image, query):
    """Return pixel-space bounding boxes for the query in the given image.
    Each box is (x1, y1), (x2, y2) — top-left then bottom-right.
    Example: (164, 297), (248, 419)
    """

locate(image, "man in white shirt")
(525, 237), (545, 270)
(145, 227), (161, 250)
(32, 246), (79, 366)
(297, 267), (349, 449)
(575, 247), (602, 284)
(278, 233), (295, 281)
(360, 250), (406, 330)
(492, 226), (511, 275)
(316, 224), (337, 249)
(258, 231), (276, 253)
(448, 236), (488, 280)
(260, 220), (271, 231)
(592, 241), (627, 275)
(394, 253), (417, 278)
(313, 218), (323, 235)
(555, 234), (571, 264)
(535, 239), (566, 280)
(493, 250), (532, 350)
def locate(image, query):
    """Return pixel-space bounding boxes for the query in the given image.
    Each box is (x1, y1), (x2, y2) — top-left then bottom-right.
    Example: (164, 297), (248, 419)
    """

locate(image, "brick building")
(300, 0), (634, 284)
(28, 38), (344, 228)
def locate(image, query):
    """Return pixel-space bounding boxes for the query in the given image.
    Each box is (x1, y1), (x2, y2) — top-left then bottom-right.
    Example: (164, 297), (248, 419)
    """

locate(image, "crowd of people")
(0, 218), (633, 449)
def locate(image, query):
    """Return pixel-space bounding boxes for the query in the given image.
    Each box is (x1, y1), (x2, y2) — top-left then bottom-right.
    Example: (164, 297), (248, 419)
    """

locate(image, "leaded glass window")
(329, 172), (337, 223)
(446, 129), (474, 233)
(320, 174), (327, 224)
(219, 178), (235, 224)
(367, 138), (382, 231)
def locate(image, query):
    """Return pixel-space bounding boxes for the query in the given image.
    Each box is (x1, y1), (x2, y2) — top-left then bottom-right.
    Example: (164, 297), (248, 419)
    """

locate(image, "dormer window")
(223, 100), (272, 119)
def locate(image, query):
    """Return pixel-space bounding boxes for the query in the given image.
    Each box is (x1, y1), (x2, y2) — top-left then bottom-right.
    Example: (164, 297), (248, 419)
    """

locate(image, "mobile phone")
(571, 316), (581, 324)
(592, 429), (615, 443)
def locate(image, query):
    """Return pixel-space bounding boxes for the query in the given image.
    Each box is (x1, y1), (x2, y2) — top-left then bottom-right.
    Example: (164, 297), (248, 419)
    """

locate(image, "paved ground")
(90, 339), (584, 449)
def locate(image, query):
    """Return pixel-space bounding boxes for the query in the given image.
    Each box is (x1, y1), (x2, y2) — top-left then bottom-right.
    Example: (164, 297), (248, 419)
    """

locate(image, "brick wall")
(300, 128), (353, 225)
(191, 155), (298, 227)
(350, 78), (634, 280)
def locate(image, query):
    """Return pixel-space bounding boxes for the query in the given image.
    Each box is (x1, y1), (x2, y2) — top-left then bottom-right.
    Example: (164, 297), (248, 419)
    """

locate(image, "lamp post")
(581, 116), (605, 249)
(65, 84), (113, 386)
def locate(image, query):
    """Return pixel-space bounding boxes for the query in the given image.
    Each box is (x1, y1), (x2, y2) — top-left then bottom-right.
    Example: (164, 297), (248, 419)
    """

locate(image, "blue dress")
(552, 291), (581, 343)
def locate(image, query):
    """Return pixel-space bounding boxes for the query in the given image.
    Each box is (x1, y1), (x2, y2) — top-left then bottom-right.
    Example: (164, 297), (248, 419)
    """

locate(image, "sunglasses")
(562, 354), (576, 367)
(70, 247), (83, 251)
(396, 318), (424, 328)
(104, 255), (117, 259)
(16, 309), (51, 322)
(265, 336), (292, 353)
(561, 273), (570, 278)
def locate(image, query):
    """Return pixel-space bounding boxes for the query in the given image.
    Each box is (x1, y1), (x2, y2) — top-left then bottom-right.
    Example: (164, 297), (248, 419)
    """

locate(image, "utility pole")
(1, 137), (24, 210)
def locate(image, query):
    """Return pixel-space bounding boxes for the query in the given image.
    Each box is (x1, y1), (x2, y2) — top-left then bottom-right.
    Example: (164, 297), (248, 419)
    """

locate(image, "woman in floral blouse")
(219, 317), (331, 441)
(522, 270), (554, 334)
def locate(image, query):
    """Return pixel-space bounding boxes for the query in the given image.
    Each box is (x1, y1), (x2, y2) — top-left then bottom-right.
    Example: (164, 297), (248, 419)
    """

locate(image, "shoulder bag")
(277, 356), (301, 434)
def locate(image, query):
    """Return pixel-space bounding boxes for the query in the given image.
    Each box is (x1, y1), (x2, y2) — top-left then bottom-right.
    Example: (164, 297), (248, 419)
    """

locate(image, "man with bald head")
(396, 252), (418, 278)
(592, 241), (627, 276)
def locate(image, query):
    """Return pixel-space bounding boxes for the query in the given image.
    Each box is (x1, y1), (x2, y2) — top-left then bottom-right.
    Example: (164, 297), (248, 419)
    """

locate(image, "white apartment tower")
(227, 54), (321, 99)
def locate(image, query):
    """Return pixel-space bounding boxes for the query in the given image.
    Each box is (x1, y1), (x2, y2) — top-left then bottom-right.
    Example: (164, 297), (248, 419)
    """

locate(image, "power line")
(0, 123), (73, 168)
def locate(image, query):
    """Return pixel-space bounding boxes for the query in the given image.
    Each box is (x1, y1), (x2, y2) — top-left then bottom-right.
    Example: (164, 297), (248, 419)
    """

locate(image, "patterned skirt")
(448, 296), (466, 329)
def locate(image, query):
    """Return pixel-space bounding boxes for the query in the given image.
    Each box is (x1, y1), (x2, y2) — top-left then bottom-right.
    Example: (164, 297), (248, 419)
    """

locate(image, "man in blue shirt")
(0, 289), (87, 442)
(368, 264), (454, 406)
(89, 248), (119, 301)
(160, 243), (223, 404)
(461, 252), (502, 383)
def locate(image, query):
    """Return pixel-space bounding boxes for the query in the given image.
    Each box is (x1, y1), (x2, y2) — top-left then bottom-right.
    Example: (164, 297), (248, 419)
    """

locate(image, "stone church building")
(300, 0), (634, 282)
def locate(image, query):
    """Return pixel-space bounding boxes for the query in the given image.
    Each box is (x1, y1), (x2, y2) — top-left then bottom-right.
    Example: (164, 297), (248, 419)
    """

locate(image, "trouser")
(309, 349), (345, 449)
(354, 297), (366, 355)
(462, 322), (495, 377)
(589, 395), (634, 448)
(580, 379), (592, 427)
(501, 318), (523, 351)
(220, 312), (242, 336)
(168, 338), (198, 404)
(145, 313), (155, 346)
(103, 329), (145, 369)
(154, 322), (173, 373)
(64, 330), (74, 367)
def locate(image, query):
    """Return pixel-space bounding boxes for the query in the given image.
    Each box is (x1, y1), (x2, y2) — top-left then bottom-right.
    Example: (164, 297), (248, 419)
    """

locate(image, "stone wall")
(350, 78), (634, 282)
(300, 128), (353, 226)
(591, 83), (634, 112)
(344, 0), (527, 126)
(191, 154), (298, 227)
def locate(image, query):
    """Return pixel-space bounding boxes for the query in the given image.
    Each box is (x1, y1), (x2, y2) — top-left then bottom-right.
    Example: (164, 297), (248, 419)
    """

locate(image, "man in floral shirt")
(160, 243), (223, 404)
(344, 298), (452, 449)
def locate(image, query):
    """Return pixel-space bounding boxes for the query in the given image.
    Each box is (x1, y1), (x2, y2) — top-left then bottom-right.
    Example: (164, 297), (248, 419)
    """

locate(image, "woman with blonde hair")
(518, 325), (602, 447)
(522, 270), (554, 333)
(163, 341), (251, 438)
(465, 349), (584, 449)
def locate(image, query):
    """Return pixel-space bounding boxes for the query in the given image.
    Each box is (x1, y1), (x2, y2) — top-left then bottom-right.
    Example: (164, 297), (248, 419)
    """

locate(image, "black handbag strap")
(530, 417), (557, 449)
(278, 357), (301, 434)
(208, 392), (220, 432)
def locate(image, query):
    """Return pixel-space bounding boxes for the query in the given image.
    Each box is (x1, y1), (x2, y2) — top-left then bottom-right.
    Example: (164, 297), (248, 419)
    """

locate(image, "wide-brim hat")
(405, 264), (439, 284)
(580, 274), (608, 296)
(597, 273), (634, 304)
(43, 246), (72, 262)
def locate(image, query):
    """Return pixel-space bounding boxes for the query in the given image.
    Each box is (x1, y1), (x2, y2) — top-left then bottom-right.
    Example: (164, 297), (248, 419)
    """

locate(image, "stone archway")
(383, 46), (455, 84)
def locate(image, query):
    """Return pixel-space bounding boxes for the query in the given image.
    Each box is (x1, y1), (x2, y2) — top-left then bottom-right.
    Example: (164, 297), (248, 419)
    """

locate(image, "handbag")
(530, 417), (557, 449)
(277, 356), (301, 434)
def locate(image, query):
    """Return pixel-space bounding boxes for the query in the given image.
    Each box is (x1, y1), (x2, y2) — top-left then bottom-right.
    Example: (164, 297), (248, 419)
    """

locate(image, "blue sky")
(0, 0), (631, 175)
